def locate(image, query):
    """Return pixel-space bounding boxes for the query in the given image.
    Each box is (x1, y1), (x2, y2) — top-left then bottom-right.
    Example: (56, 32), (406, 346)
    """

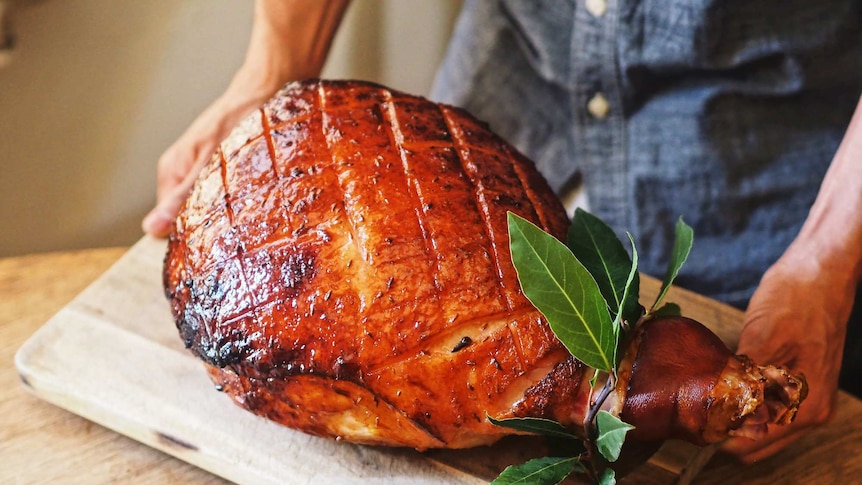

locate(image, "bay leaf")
(567, 209), (642, 325)
(508, 212), (615, 372)
(651, 217), (693, 311)
(595, 411), (635, 463)
(650, 302), (681, 318)
(487, 415), (581, 441)
(491, 456), (581, 485)
(598, 468), (617, 485)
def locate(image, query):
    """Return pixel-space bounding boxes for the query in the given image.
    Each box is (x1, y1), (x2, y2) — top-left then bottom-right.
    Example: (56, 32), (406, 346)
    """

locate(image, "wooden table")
(1, 248), (227, 484)
(2, 246), (861, 484)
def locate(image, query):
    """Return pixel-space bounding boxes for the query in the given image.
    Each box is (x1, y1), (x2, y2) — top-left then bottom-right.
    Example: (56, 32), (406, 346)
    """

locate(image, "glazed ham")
(163, 79), (805, 450)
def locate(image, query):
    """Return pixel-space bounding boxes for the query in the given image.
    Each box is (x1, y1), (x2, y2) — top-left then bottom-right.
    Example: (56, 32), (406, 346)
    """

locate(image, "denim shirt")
(431, 0), (862, 308)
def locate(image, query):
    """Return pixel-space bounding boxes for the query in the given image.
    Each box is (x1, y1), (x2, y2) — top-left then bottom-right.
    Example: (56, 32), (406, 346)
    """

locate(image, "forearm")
(143, 1), (351, 237)
(230, 0), (351, 98)
(786, 96), (862, 287)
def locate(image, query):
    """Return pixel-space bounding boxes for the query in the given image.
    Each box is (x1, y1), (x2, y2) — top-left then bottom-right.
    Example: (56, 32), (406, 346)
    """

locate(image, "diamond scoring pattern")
(165, 80), (573, 447)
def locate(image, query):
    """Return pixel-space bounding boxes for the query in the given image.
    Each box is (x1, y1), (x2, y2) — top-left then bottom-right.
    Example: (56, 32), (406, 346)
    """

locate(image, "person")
(141, 0), (862, 464)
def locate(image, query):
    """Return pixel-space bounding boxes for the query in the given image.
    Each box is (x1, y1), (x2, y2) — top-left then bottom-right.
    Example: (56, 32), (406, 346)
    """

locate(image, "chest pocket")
(499, 0), (575, 87)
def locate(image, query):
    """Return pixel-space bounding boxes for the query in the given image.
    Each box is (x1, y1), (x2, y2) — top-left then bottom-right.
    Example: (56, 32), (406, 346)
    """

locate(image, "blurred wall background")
(0, 0), (460, 257)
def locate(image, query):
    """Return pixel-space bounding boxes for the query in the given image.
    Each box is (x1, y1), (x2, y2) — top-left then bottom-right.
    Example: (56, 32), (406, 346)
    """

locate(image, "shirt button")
(585, 0), (607, 17)
(587, 93), (610, 119)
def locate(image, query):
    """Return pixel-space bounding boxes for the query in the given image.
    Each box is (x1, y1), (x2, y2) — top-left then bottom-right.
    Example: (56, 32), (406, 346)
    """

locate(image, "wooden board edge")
(14, 304), (486, 485)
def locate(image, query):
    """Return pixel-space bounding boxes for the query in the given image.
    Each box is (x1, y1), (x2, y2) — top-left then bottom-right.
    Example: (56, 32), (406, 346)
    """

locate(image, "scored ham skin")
(163, 79), (805, 451)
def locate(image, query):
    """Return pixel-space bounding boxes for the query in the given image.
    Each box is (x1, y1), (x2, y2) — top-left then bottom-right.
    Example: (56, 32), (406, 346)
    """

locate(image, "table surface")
(2, 247), (862, 484)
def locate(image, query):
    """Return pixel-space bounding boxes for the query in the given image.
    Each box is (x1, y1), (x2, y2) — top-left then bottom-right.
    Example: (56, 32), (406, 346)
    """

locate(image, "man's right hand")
(142, 87), (267, 237)
(142, 0), (351, 237)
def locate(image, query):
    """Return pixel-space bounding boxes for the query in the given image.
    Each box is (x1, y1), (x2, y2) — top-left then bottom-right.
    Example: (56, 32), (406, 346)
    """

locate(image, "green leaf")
(595, 411), (635, 463)
(651, 217), (693, 311)
(589, 368), (600, 388)
(618, 233), (641, 323)
(488, 416), (581, 441)
(509, 212), (616, 371)
(650, 302), (681, 318)
(492, 456), (581, 485)
(608, 234), (640, 365)
(597, 468), (616, 485)
(567, 209), (641, 325)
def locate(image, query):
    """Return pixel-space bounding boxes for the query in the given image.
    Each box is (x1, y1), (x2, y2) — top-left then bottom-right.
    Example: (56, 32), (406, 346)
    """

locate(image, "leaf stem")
(582, 373), (616, 481)
(586, 374), (615, 430)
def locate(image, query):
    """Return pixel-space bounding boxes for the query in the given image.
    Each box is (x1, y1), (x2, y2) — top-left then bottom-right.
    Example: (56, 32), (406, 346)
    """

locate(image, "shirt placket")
(570, 0), (627, 231)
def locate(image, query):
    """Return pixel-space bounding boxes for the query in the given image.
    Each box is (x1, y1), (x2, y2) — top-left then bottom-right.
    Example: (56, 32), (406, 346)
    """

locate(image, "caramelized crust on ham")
(164, 79), (805, 450)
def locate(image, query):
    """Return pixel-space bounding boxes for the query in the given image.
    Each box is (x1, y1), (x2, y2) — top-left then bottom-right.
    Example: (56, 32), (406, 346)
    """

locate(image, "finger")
(155, 139), (217, 203)
(142, 187), (185, 237)
(146, 143), (217, 237)
(142, 166), (203, 237)
(721, 419), (814, 464)
(722, 428), (808, 464)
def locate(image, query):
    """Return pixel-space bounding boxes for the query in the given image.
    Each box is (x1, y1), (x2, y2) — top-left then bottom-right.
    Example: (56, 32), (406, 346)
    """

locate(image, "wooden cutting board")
(14, 236), (720, 484)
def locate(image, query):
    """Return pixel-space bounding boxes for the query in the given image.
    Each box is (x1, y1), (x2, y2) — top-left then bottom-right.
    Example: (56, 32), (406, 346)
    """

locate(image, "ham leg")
(164, 79), (807, 451)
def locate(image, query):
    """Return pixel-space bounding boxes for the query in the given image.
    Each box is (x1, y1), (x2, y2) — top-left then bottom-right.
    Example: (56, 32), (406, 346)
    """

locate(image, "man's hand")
(722, 251), (854, 463)
(141, 0), (350, 237)
(724, 95), (862, 463)
(142, 89), (265, 237)
(141, 72), (278, 237)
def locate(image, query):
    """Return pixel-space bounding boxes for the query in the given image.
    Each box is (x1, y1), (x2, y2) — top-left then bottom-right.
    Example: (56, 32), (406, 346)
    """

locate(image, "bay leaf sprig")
(493, 210), (694, 485)
(508, 212), (616, 372)
(493, 456), (584, 485)
(567, 209), (642, 331)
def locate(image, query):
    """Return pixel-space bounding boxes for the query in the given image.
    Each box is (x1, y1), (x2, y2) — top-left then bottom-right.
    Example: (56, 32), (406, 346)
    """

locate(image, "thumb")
(142, 173), (198, 237)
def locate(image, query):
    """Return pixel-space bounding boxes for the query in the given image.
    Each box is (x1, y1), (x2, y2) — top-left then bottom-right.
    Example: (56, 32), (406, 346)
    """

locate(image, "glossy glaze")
(164, 80), (804, 450)
(622, 316), (805, 445)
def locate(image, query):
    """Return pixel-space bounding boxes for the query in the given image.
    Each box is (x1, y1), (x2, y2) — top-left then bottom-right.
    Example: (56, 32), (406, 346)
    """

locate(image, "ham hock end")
(163, 79), (806, 451)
